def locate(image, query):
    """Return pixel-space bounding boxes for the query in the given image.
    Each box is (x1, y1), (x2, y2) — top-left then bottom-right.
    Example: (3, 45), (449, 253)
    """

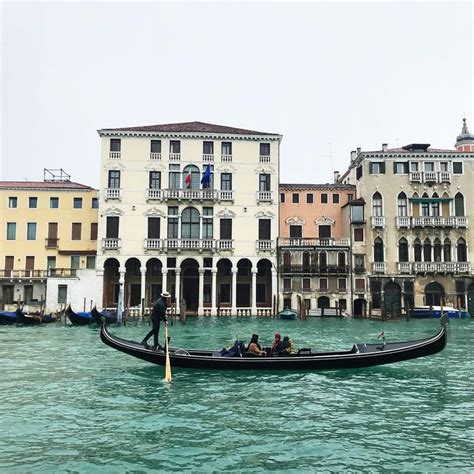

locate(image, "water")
(1, 317), (473, 472)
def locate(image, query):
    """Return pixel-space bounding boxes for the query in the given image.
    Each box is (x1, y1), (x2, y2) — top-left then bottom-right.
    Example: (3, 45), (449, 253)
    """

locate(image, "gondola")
(66, 305), (93, 325)
(278, 308), (299, 320)
(91, 306), (117, 325)
(0, 311), (17, 325)
(100, 324), (447, 371)
(15, 308), (58, 325)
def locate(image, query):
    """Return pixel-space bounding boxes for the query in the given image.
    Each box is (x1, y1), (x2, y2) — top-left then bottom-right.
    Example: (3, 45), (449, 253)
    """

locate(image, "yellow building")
(0, 173), (98, 310)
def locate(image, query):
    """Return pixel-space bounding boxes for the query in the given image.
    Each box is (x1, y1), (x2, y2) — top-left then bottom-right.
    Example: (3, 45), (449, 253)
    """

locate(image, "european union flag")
(201, 165), (211, 189)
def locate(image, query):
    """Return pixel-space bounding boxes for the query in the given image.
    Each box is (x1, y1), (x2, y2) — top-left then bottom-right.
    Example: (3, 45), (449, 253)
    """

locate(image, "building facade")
(339, 120), (474, 316)
(278, 182), (355, 312)
(0, 173), (98, 311)
(96, 121), (282, 316)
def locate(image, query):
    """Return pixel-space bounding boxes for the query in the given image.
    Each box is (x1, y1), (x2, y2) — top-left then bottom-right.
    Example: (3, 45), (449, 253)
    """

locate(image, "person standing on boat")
(141, 291), (171, 350)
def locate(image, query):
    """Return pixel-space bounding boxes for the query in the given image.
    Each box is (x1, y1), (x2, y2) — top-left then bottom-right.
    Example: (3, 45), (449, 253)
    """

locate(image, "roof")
(280, 183), (355, 191)
(99, 121), (280, 136)
(363, 146), (459, 154)
(0, 181), (96, 191)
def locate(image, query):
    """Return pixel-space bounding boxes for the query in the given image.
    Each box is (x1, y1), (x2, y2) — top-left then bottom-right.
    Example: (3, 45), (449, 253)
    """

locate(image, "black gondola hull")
(91, 307), (117, 325)
(66, 306), (92, 326)
(100, 325), (447, 371)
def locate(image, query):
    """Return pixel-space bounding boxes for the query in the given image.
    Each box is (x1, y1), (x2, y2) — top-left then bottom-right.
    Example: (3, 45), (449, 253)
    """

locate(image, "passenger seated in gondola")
(220, 340), (246, 357)
(275, 336), (292, 356)
(271, 333), (282, 354)
(246, 334), (266, 356)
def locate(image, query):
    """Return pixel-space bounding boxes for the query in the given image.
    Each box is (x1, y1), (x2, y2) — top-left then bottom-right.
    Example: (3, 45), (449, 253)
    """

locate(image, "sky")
(1, 1), (472, 188)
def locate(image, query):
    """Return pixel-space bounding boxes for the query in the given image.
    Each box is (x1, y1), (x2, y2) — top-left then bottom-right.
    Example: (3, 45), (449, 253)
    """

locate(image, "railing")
(410, 171), (422, 182)
(410, 171), (452, 183)
(0, 269), (49, 278)
(278, 237), (350, 247)
(102, 238), (121, 250)
(146, 189), (163, 200)
(396, 216), (411, 228)
(45, 238), (59, 248)
(217, 190), (234, 201)
(373, 262), (386, 273)
(280, 265), (349, 274)
(424, 171), (437, 182)
(216, 239), (234, 250)
(162, 189), (234, 202)
(48, 268), (78, 277)
(256, 191), (273, 202)
(109, 151), (121, 159)
(105, 188), (122, 200)
(221, 154), (232, 162)
(150, 152), (161, 160)
(202, 154), (214, 162)
(413, 262), (471, 273)
(371, 216), (385, 228)
(259, 155), (271, 163)
(164, 239), (214, 251)
(169, 153), (181, 161)
(144, 238), (163, 250)
(396, 216), (468, 228)
(397, 262), (411, 273)
(256, 240), (274, 251)
(439, 171), (451, 182)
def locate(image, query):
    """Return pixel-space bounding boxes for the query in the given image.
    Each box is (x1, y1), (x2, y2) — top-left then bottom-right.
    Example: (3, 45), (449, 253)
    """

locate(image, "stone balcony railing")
(144, 238), (163, 250)
(102, 238), (121, 250)
(256, 240), (275, 252)
(372, 262), (386, 273)
(256, 191), (273, 202)
(259, 155), (271, 163)
(202, 154), (214, 162)
(278, 237), (350, 247)
(146, 189), (163, 200)
(410, 171), (451, 183)
(145, 239), (235, 252)
(413, 261), (470, 274)
(371, 216), (385, 228)
(396, 216), (468, 228)
(109, 151), (121, 159)
(169, 153), (181, 161)
(162, 189), (234, 202)
(104, 188), (122, 200)
(149, 152), (161, 160)
(221, 154), (232, 162)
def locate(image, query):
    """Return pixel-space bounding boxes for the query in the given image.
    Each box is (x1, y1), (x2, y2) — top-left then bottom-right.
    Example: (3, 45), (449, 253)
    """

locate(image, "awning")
(409, 198), (452, 203)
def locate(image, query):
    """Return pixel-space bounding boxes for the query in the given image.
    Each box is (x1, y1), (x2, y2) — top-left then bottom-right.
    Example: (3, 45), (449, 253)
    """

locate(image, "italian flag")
(184, 171), (191, 188)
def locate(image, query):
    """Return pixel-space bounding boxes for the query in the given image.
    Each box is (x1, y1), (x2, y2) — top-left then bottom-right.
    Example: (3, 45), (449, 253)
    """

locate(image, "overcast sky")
(1, 1), (472, 188)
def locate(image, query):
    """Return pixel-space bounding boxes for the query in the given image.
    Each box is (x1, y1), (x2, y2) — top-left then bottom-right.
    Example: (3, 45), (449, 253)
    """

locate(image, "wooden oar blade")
(165, 324), (172, 383)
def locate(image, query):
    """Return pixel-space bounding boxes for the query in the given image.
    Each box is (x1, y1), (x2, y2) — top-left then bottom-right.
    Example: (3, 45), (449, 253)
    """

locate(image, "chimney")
(356, 147), (361, 154)
(382, 143), (388, 152)
(334, 171), (340, 183)
(350, 150), (357, 161)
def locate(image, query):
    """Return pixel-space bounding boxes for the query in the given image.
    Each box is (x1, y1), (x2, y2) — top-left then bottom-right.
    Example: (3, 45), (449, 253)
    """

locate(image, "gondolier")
(142, 292), (171, 350)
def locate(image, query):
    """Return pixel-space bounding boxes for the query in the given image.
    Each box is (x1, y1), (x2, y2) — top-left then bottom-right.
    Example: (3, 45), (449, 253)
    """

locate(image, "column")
(198, 268), (205, 315)
(271, 269), (277, 314)
(162, 268), (168, 294)
(211, 268), (217, 315)
(251, 269), (257, 314)
(96, 268), (104, 309)
(140, 266), (146, 317)
(231, 268), (238, 315)
(175, 268), (181, 315)
(117, 267), (126, 324)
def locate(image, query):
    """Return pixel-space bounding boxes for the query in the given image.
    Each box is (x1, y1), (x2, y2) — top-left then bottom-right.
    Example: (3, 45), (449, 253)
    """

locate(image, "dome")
(456, 118), (474, 144)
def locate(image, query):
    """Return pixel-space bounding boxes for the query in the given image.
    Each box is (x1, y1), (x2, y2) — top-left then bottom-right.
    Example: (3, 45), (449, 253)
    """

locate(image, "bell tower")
(455, 118), (474, 152)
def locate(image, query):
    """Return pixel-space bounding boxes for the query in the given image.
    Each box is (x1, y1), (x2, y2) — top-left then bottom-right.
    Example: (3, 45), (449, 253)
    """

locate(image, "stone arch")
(182, 164), (200, 190)
(257, 259), (272, 306)
(236, 259), (252, 308)
(317, 296), (330, 309)
(398, 237), (409, 262)
(425, 281), (445, 306)
(124, 258), (142, 307)
(146, 258), (163, 305)
(103, 258), (120, 308)
(372, 191), (383, 217)
(383, 281), (401, 317)
(180, 258), (200, 312)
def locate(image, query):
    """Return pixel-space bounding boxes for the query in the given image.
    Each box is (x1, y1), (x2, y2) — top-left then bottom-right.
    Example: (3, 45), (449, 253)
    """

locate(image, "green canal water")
(1, 317), (473, 473)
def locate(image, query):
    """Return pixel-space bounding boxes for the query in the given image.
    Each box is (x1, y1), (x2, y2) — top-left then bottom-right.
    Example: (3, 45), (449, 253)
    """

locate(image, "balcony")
(397, 262), (412, 273)
(256, 191), (273, 202)
(164, 239), (214, 251)
(45, 238), (59, 249)
(0, 269), (49, 279)
(371, 216), (385, 228)
(144, 238), (163, 250)
(424, 171), (437, 182)
(202, 154), (214, 162)
(216, 239), (234, 251)
(439, 171), (451, 182)
(221, 154), (232, 162)
(373, 262), (386, 273)
(259, 155), (271, 163)
(150, 152), (161, 160)
(280, 265), (349, 275)
(396, 216), (411, 228)
(411, 216), (468, 228)
(48, 268), (78, 277)
(278, 237), (350, 247)
(146, 189), (163, 200)
(169, 153), (181, 161)
(105, 188), (122, 200)
(413, 262), (470, 274)
(410, 171), (452, 184)
(109, 151), (121, 159)
(256, 240), (275, 252)
(102, 238), (121, 250)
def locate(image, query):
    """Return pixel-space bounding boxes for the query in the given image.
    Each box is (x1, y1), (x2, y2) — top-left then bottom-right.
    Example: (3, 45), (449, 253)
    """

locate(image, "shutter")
(220, 219), (232, 240)
(258, 219), (271, 240)
(106, 216), (119, 238)
(148, 218), (160, 238)
(90, 223), (98, 240)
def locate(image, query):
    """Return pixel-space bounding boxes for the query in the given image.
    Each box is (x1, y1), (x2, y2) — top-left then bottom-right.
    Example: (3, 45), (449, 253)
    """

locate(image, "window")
(203, 141), (214, 155)
(167, 207), (178, 238)
(169, 164), (181, 189)
(106, 216), (119, 238)
(292, 193), (299, 203)
(302, 278), (311, 291)
(58, 285), (68, 304)
(306, 193), (313, 203)
(354, 228), (364, 242)
(410, 162), (419, 172)
(73, 197), (83, 209)
(151, 140), (161, 153)
(220, 219), (232, 240)
(354, 254), (365, 270)
(347, 194), (353, 202)
(202, 207), (213, 239)
(318, 225), (331, 238)
(424, 162), (434, 172)
(443, 239), (451, 262)
(355, 279), (365, 291)
(110, 139), (121, 151)
(398, 238), (409, 262)
(431, 194), (440, 217)
(8, 197), (17, 208)
(50, 197), (59, 208)
(221, 142), (232, 156)
(369, 162), (385, 174)
(108, 171), (120, 188)
(47, 256), (56, 270)
(25, 256), (34, 275)
(7, 222), (16, 240)
(421, 194), (430, 217)
(351, 205), (364, 223)
(453, 162), (463, 174)
(72, 223), (82, 240)
(374, 237), (384, 262)
(372, 192), (383, 216)
(356, 165), (363, 180)
(86, 256), (96, 269)
(258, 219), (271, 240)
(90, 223), (98, 240)
(221, 173), (232, 190)
(332, 194), (339, 204)
(457, 238), (467, 262)
(289, 225), (302, 238)
(319, 278), (328, 290)
(321, 193), (328, 204)
(219, 284), (230, 303)
(149, 171), (161, 189)
(70, 256), (80, 269)
(170, 140), (181, 153)
(454, 193), (465, 216)
(414, 239), (422, 262)
(338, 279), (347, 291)
(283, 278), (291, 291)
(337, 252), (346, 267)
(92, 197), (98, 209)
(27, 223), (36, 240)
(260, 143), (270, 156)
(259, 174), (271, 191)
(394, 162), (409, 174)
(397, 192), (408, 216)
(148, 217), (160, 238)
(280, 193), (285, 203)
(433, 239), (442, 262)
(319, 251), (327, 267)
(181, 207), (200, 239)
(440, 162), (449, 172)
(29, 197), (38, 208)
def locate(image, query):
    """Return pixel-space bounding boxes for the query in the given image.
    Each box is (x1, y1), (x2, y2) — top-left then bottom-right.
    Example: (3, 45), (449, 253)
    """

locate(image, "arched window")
(372, 192), (383, 217)
(302, 251), (311, 270)
(421, 193), (430, 217)
(337, 252), (346, 268)
(398, 238), (409, 262)
(457, 238), (467, 262)
(319, 251), (327, 268)
(423, 238), (432, 262)
(283, 251), (291, 268)
(397, 192), (408, 217)
(181, 207), (200, 238)
(182, 165), (200, 190)
(374, 237), (384, 262)
(455, 193), (465, 217)
(443, 238), (451, 262)
(414, 238), (422, 262)
(433, 238), (442, 262)
(431, 193), (439, 217)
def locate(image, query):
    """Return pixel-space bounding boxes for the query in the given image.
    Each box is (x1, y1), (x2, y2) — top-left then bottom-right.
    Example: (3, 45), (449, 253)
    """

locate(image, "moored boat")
(100, 324), (447, 371)
(410, 306), (470, 319)
(0, 311), (17, 325)
(15, 308), (58, 325)
(91, 306), (117, 325)
(278, 308), (299, 320)
(66, 305), (93, 325)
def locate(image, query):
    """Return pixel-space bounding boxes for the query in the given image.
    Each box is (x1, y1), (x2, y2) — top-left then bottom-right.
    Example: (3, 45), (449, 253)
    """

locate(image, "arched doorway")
(216, 259), (232, 308)
(237, 259), (252, 307)
(181, 258), (199, 312)
(125, 258), (142, 307)
(425, 282), (445, 306)
(257, 259), (272, 307)
(354, 298), (366, 317)
(467, 283), (474, 316)
(146, 258), (163, 305)
(103, 258), (120, 307)
(317, 296), (330, 308)
(384, 281), (401, 317)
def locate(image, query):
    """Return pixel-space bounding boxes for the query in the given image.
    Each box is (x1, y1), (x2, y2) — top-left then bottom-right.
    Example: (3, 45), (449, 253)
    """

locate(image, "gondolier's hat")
(161, 291), (171, 298)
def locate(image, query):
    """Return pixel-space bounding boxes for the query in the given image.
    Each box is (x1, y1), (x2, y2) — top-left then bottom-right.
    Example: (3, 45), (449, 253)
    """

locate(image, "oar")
(164, 322), (172, 383)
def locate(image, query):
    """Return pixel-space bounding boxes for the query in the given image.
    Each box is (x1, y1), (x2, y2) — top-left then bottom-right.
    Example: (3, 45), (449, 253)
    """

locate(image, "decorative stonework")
(145, 163), (166, 172)
(255, 164), (275, 174)
(144, 207), (166, 218)
(216, 208), (236, 218)
(105, 162), (125, 171)
(103, 206), (124, 216)
(315, 216), (335, 226)
(255, 210), (275, 218)
(216, 164), (237, 173)
(285, 216), (306, 225)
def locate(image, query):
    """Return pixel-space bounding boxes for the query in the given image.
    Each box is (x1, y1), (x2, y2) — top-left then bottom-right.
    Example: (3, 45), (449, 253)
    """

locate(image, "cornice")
(285, 216), (306, 225)
(255, 210), (275, 218)
(144, 207), (166, 218)
(103, 206), (124, 216)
